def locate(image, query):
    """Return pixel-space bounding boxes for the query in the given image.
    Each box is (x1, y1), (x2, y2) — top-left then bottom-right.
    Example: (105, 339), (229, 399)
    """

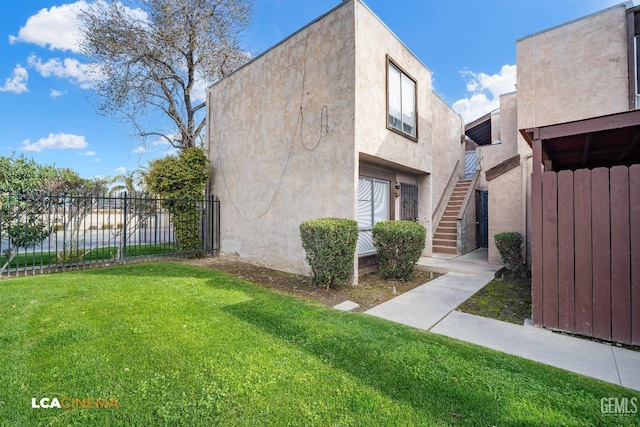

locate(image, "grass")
(1, 244), (176, 270)
(458, 271), (532, 325)
(0, 262), (637, 426)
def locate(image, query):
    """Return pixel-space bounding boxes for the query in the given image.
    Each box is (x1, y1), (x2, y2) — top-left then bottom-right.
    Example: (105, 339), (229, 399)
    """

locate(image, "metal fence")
(0, 192), (219, 277)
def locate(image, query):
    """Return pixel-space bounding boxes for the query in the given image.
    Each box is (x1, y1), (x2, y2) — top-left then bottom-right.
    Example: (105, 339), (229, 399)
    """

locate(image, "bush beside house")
(494, 232), (527, 278)
(300, 218), (358, 288)
(373, 221), (426, 280)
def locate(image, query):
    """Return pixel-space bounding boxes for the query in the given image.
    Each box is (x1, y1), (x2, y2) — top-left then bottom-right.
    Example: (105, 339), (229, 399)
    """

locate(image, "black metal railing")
(0, 191), (219, 277)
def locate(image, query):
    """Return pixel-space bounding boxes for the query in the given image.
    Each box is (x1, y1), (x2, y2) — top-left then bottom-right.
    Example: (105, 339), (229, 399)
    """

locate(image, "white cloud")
(0, 65), (28, 93)
(452, 64), (517, 123)
(79, 150), (96, 156)
(8, 1), (86, 52)
(28, 55), (100, 89)
(114, 167), (127, 173)
(9, 1), (149, 53)
(49, 89), (65, 98)
(133, 146), (146, 154)
(21, 132), (87, 152)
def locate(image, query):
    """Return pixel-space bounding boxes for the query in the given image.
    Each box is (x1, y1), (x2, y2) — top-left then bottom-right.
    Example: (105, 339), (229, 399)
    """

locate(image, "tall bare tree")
(79, 0), (253, 150)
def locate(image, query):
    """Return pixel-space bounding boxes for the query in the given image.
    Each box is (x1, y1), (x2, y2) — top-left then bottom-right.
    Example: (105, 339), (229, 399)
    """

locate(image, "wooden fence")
(532, 164), (640, 345)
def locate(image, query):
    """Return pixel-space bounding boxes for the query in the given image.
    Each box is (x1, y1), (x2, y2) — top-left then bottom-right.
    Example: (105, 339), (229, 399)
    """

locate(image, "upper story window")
(628, 7), (640, 108)
(387, 56), (417, 140)
(635, 35), (640, 107)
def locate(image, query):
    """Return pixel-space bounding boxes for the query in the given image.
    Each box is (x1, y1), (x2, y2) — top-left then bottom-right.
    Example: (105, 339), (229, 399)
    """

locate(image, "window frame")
(386, 55), (418, 141)
(627, 7), (640, 109)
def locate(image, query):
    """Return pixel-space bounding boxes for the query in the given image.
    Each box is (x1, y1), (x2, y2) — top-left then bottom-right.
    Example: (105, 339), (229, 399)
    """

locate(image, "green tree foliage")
(145, 148), (209, 254)
(0, 155), (89, 270)
(300, 218), (358, 288)
(373, 221), (426, 280)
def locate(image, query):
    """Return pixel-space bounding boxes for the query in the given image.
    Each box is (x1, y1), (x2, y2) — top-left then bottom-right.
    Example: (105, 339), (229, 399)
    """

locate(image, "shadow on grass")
(45, 261), (228, 281)
(222, 295), (506, 425)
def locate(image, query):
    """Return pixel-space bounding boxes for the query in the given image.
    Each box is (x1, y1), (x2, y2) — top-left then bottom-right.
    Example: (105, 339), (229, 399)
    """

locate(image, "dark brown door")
(400, 183), (418, 221)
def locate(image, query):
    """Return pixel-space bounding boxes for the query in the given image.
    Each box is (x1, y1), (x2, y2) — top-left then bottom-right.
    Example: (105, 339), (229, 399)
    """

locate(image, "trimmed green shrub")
(300, 218), (358, 288)
(494, 232), (527, 278)
(373, 220), (426, 280)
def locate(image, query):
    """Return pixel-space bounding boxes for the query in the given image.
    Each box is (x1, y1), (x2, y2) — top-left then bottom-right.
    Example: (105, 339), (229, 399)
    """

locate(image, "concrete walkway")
(364, 249), (640, 392)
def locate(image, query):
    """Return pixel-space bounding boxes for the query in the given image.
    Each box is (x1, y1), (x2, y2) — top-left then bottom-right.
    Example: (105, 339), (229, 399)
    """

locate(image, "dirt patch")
(182, 256), (440, 312)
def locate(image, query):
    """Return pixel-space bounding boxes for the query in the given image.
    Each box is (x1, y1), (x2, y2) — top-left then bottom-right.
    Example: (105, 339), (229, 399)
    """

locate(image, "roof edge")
(207, 0), (354, 91)
(516, 2), (631, 44)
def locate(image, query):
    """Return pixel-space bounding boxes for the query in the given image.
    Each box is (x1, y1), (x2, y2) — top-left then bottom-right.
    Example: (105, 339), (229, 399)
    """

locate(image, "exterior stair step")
(432, 245), (457, 254)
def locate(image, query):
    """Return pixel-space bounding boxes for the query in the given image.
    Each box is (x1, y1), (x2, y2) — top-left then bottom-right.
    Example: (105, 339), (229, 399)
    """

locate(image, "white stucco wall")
(207, 2), (357, 274)
(516, 4), (629, 130)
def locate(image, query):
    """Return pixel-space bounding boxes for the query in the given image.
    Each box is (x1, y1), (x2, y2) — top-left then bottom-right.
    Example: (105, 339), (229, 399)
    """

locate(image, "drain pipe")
(521, 152), (533, 265)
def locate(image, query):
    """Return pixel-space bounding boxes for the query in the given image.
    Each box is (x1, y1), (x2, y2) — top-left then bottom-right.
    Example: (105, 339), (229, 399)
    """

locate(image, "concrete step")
(435, 228), (456, 235)
(432, 245), (457, 254)
(434, 232), (456, 240)
(433, 239), (456, 247)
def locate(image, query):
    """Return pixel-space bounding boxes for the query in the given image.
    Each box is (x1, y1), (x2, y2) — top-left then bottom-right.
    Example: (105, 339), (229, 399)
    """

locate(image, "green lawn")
(0, 263), (637, 426)
(1, 243), (176, 270)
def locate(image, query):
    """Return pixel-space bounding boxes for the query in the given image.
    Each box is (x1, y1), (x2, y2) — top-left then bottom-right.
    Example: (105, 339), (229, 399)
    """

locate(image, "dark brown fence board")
(591, 168), (612, 341)
(574, 168), (593, 337)
(610, 166), (631, 343)
(630, 164), (640, 345)
(531, 142), (543, 325)
(557, 170), (575, 331)
(542, 172), (559, 328)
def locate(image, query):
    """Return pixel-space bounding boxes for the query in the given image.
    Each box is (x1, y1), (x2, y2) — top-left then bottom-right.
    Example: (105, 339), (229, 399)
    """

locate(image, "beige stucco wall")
(487, 166), (523, 265)
(429, 95), (466, 234)
(516, 4), (629, 130)
(353, 1), (433, 173)
(352, 1), (463, 253)
(207, 1), (357, 274)
(480, 92), (531, 265)
(477, 93), (519, 191)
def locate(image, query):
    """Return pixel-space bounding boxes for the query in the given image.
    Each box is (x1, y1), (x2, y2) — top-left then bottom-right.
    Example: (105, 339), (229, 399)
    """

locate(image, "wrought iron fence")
(0, 191), (219, 277)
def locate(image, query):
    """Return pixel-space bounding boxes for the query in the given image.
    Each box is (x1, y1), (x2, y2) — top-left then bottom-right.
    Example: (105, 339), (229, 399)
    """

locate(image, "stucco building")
(207, 0), (464, 278)
(464, 2), (640, 344)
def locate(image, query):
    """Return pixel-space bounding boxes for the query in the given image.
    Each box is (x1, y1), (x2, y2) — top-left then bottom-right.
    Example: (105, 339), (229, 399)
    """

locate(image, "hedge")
(373, 220), (426, 280)
(494, 231), (527, 278)
(300, 218), (358, 288)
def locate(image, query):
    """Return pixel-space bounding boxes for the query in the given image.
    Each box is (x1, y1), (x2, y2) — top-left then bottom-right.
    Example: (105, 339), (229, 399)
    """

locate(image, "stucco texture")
(516, 5), (629, 130)
(208, 2), (357, 274)
(207, 0), (464, 273)
(487, 166), (523, 265)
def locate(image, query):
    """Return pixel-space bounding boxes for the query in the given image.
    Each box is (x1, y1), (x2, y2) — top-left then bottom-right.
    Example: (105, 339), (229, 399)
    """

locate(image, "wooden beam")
(617, 128), (640, 162)
(537, 109), (640, 140)
(582, 134), (593, 166)
(485, 155), (520, 181)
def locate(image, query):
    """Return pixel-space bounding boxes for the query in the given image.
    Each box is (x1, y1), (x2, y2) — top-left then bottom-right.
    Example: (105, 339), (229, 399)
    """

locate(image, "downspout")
(521, 152), (533, 264)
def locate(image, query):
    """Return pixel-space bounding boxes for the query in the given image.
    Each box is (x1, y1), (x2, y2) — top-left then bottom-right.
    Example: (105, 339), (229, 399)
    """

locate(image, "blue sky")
(0, 0), (628, 179)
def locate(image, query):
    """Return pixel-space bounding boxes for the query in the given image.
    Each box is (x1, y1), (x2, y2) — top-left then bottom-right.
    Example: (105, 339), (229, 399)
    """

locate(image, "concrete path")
(432, 311), (640, 391)
(365, 272), (492, 330)
(416, 248), (502, 277)
(365, 249), (640, 392)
